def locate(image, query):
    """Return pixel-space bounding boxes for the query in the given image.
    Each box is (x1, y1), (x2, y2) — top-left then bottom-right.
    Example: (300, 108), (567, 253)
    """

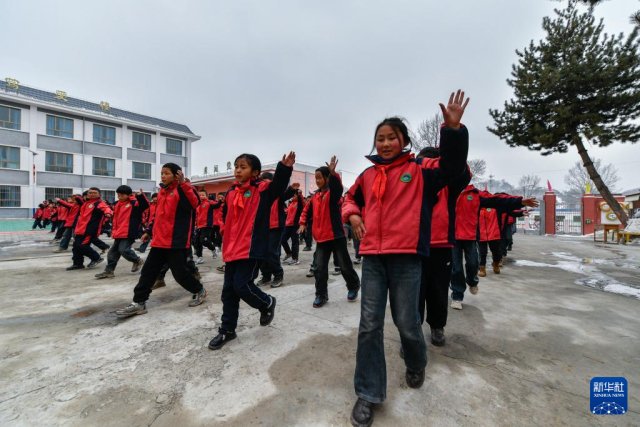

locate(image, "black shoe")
(331, 268), (341, 276)
(259, 297), (276, 326)
(406, 369), (425, 389)
(208, 331), (237, 350)
(347, 288), (359, 302)
(313, 296), (328, 308)
(87, 257), (104, 268)
(270, 277), (284, 288)
(306, 269), (315, 278)
(66, 264), (85, 271)
(350, 398), (374, 427)
(302, 247), (312, 251)
(431, 327), (445, 347)
(257, 277), (272, 286)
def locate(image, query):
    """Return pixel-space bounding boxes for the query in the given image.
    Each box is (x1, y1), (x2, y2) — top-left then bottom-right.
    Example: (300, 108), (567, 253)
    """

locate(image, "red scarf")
(370, 153), (413, 200)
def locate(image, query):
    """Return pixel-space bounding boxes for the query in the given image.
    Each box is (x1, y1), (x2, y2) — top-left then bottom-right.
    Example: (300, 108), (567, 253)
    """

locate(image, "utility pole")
(489, 174), (494, 192)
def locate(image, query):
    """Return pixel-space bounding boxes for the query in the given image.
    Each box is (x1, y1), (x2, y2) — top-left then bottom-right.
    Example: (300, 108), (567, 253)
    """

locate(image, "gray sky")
(2, 0), (639, 192)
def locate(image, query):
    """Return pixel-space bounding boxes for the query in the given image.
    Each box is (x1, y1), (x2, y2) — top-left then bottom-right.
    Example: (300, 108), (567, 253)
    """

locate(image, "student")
(115, 163), (207, 318)
(32, 204), (45, 229)
(299, 158), (361, 308)
(42, 201), (53, 229)
(281, 185), (304, 266)
(66, 188), (113, 270)
(53, 195), (82, 252)
(477, 207), (504, 276)
(95, 186), (149, 279)
(212, 192), (225, 255)
(136, 193), (158, 253)
(52, 201), (69, 241)
(208, 152), (295, 350)
(194, 190), (221, 264)
(343, 91), (469, 427)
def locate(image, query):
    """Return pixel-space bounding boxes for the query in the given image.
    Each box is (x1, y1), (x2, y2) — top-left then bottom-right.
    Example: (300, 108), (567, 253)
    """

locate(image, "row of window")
(0, 105), (184, 154)
(0, 186), (121, 207)
(0, 146), (153, 179)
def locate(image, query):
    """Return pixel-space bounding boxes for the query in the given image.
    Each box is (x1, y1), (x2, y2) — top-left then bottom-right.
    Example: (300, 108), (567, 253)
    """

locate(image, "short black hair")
(116, 185), (133, 195)
(162, 163), (182, 175)
(151, 193), (158, 198)
(235, 154), (261, 174)
(315, 166), (330, 178)
(88, 187), (101, 193)
(417, 147), (440, 159)
(260, 171), (274, 180)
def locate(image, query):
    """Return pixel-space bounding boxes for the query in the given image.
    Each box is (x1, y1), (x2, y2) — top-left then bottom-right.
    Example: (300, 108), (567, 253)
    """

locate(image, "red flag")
(547, 180), (553, 192)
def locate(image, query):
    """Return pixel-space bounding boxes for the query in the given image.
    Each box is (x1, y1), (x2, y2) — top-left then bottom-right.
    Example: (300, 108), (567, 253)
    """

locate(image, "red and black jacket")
(33, 208), (43, 220)
(196, 199), (222, 229)
(42, 206), (53, 220)
(148, 181), (200, 249)
(112, 194), (149, 239)
(213, 202), (224, 228)
(74, 197), (112, 238)
(58, 197), (83, 228)
(342, 126), (469, 257)
(222, 162), (293, 262)
(430, 167), (472, 249)
(300, 172), (345, 243)
(268, 186), (296, 229)
(56, 204), (68, 223)
(285, 192), (305, 227)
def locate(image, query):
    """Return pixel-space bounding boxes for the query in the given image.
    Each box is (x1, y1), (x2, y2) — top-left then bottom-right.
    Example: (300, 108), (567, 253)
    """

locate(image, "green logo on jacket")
(486, 208), (492, 212)
(467, 195), (473, 201)
(244, 190), (251, 198)
(400, 173), (412, 183)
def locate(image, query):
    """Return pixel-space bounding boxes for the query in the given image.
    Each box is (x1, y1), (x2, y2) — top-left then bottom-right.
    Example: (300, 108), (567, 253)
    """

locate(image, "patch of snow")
(603, 284), (640, 299)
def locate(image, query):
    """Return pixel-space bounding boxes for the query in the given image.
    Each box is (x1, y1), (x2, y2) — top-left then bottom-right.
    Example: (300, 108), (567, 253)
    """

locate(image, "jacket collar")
(366, 150), (413, 167)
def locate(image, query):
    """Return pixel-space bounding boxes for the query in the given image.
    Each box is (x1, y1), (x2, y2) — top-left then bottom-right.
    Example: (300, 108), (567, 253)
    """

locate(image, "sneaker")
(302, 246), (312, 251)
(353, 258), (362, 265)
(87, 258), (104, 268)
(406, 368), (425, 388)
(66, 264), (84, 271)
(347, 288), (359, 302)
(478, 266), (487, 277)
(216, 265), (225, 273)
(350, 398), (374, 427)
(115, 302), (147, 318)
(53, 248), (67, 253)
(270, 277), (284, 288)
(331, 269), (341, 276)
(131, 258), (144, 273)
(450, 300), (463, 310)
(306, 269), (315, 278)
(151, 279), (166, 290)
(430, 327), (445, 346)
(286, 259), (300, 265)
(282, 254), (291, 263)
(469, 285), (479, 295)
(195, 257), (204, 265)
(208, 331), (237, 350)
(95, 270), (115, 279)
(259, 297), (276, 326)
(313, 296), (328, 308)
(492, 262), (501, 274)
(189, 288), (207, 307)
(257, 277), (272, 286)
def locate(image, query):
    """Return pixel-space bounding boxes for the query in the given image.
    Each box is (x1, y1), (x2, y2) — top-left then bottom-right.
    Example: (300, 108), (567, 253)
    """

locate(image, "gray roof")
(623, 187), (640, 196)
(0, 80), (196, 136)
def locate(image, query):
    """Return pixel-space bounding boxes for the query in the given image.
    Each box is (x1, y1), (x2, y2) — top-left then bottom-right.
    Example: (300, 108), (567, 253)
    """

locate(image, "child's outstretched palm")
(439, 89), (470, 129)
(326, 155), (338, 174)
(282, 151), (296, 167)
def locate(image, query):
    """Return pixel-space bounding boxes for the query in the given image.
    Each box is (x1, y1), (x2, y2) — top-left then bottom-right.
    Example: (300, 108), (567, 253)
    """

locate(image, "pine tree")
(488, 0), (640, 225)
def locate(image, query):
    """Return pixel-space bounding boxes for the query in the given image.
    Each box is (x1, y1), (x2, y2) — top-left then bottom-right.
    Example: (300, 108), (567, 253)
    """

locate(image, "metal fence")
(555, 203), (582, 235)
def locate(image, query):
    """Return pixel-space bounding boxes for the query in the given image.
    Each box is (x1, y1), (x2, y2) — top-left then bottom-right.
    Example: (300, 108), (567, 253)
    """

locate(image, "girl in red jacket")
(194, 190), (221, 263)
(208, 152), (295, 350)
(343, 91), (469, 427)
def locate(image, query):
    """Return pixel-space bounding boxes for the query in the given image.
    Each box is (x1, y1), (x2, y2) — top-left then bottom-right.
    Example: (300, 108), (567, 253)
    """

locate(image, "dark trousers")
(138, 239), (150, 253)
(194, 228), (216, 257)
(157, 247), (198, 280)
(106, 238), (140, 272)
(212, 225), (222, 248)
(314, 237), (360, 298)
(43, 219), (51, 229)
(133, 248), (203, 304)
(32, 218), (43, 229)
(59, 227), (73, 250)
(260, 228), (284, 280)
(72, 234), (100, 266)
(91, 237), (110, 251)
(419, 248), (453, 329)
(303, 227), (313, 249)
(220, 259), (272, 333)
(479, 240), (502, 266)
(54, 223), (66, 239)
(502, 224), (514, 256)
(450, 240), (479, 302)
(50, 220), (60, 233)
(281, 226), (300, 260)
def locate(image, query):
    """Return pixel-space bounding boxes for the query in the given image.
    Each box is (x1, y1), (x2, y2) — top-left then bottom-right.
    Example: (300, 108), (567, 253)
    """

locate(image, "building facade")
(0, 79), (200, 218)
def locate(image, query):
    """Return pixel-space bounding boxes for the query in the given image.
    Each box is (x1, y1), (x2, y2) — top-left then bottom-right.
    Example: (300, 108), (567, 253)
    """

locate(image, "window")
(0, 105), (21, 130)
(132, 162), (151, 179)
(132, 131), (151, 150)
(93, 124), (116, 145)
(0, 185), (20, 207)
(102, 190), (116, 203)
(45, 151), (73, 173)
(45, 187), (72, 201)
(46, 115), (74, 138)
(92, 157), (115, 177)
(166, 138), (183, 155)
(0, 146), (20, 169)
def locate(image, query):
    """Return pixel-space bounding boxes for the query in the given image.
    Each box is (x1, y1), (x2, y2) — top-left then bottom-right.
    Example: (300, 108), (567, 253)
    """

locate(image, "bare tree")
(468, 159), (486, 184)
(564, 159), (619, 196)
(518, 174), (543, 199)
(414, 112), (443, 151)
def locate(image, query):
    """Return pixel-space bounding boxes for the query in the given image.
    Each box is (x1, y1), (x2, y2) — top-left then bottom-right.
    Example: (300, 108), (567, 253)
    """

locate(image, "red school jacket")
(478, 207), (502, 242)
(33, 207), (43, 220)
(112, 194), (150, 239)
(74, 198), (112, 237)
(57, 198), (83, 228)
(56, 205), (68, 223)
(196, 199), (222, 229)
(268, 186), (296, 230)
(148, 181), (200, 249)
(285, 192), (304, 227)
(429, 167), (472, 249)
(42, 205), (53, 220)
(300, 172), (345, 243)
(222, 162), (293, 262)
(342, 126), (469, 257)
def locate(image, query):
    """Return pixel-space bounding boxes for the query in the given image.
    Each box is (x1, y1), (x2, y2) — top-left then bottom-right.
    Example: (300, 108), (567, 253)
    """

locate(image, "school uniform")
(71, 198), (113, 266)
(104, 194), (149, 273)
(194, 199), (221, 257)
(281, 192), (304, 261)
(259, 186), (296, 282)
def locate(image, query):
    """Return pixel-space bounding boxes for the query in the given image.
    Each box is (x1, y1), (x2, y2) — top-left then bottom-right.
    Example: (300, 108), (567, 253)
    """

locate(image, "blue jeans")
(354, 254), (427, 403)
(59, 227), (73, 250)
(450, 240), (479, 302)
(106, 238), (140, 272)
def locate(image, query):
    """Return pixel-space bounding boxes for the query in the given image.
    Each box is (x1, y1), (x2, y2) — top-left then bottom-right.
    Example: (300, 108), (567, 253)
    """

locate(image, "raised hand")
(439, 89), (470, 129)
(176, 170), (185, 184)
(522, 197), (539, 208)
(282, 151), (296, 167)
(326, 155), (338, 174)
(349, 215), (366, 240)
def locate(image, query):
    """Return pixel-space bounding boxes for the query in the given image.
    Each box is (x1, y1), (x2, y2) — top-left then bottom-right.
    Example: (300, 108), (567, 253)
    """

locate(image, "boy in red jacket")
(54, 195), (83, 252)
(94, 185), (148, 279)
(194, 190), (222, 263)
(116, 163), (207, 318)
(66, 188), (113, 270)
(281, 185), (304, 265)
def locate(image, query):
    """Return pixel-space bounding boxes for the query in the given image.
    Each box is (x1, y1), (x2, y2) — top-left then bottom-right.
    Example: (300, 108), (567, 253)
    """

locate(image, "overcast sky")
(2, 0), (639, 192)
